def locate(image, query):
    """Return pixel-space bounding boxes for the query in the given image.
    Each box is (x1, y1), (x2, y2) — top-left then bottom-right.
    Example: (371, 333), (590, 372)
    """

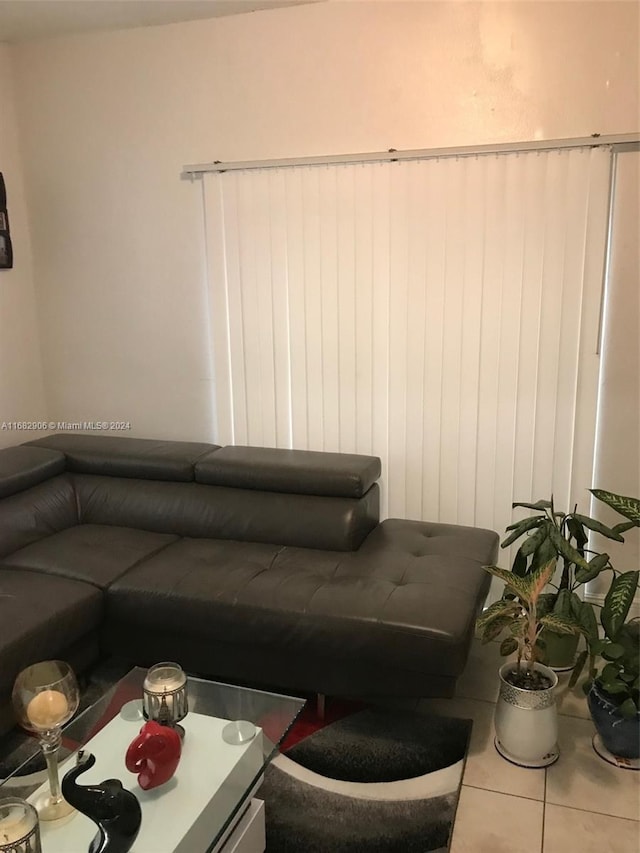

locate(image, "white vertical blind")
(203, 148), (611, 546)
(588, 149), (640, 607)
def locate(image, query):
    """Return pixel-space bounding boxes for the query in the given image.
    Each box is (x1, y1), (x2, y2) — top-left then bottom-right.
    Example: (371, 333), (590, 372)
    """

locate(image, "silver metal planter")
(494, 661), (559, 768)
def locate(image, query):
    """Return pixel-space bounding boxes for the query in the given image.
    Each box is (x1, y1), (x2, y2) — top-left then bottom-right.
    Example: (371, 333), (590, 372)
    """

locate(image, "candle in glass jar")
(26, 689), (68, 729)
(0, 799), (40, 853)
(143, 663), (187, 723)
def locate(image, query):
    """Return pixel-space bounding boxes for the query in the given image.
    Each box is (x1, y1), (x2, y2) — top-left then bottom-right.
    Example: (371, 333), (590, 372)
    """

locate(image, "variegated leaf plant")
(476, 559), (581, 676)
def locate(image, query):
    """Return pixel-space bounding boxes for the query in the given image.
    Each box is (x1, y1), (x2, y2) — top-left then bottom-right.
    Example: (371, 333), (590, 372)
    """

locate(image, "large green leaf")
(601, 643), (625, 661)
(531, 534), (557, 572)
(602, 571), (640, 640)
(566, 516), (589, 550)
(613, 520), (637, 535)
(476, 599), (521, 633)
(553, 588), (573, 616)
(575, 552), (610, 585)
(502, 516), (545, 548)
(512, 499), (552, 511)
(518, 525), (549, 559)
(618, 697), (639, 719)
(602, 663), (621, 681)
(481, 613), (517, 643)
(569, 592), (583, 620)
(548, 525), (590, 570)
(524, 559), (557, 603)
(590, 490), (640, 525)
(482, 565), (531, 600)
(568, 649), (588, 688)
(578, 601), (599, 643)
(539, 613), (580, 636)
(511, 546), (528, 577)
(599, 678), (627, 695)
(572, 513), (625, 542)
(500, 637), (519, 656)
(509, 618), (528, 638)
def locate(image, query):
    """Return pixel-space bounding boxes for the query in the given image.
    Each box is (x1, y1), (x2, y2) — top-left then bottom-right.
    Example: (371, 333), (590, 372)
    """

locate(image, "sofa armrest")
(0, 446), (66, 499)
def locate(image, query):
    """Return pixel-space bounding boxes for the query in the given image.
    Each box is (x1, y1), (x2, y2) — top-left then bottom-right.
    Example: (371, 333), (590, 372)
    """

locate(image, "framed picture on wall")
(0, 172), (13, 269)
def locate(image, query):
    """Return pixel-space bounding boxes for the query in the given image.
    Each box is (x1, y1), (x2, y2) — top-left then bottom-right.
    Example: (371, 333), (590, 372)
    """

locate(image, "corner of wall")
(0, 43), (49, 449)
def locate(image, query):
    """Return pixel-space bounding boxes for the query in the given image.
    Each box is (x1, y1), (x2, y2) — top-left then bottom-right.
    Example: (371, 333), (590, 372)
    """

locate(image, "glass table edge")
(1, 666), (307, 790)
(204, 694), (307, 852)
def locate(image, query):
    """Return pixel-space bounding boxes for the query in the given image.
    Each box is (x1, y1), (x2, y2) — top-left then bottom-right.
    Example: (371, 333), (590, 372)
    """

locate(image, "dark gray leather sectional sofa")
(0, 434), (498, 731)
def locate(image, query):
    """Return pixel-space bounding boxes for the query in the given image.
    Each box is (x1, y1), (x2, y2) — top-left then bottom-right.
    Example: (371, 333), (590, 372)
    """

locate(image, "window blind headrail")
(184, 133), (639, 176)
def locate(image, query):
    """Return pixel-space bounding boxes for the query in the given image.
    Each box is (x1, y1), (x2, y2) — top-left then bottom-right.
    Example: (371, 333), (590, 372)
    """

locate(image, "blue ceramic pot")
(588, 683), (640, 760)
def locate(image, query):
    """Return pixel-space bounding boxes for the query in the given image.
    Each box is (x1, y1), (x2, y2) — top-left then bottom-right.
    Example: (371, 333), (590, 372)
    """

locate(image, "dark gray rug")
(258, 708), (471, 852)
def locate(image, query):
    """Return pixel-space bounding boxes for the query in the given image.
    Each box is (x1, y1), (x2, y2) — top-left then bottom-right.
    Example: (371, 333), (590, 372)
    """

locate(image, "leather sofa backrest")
(195, 445), (381, 498)
(26, 435), (218, 482)
(0, 446), (66, 499)
(0, 474), (78, 557)
(73, 474), (380, 551)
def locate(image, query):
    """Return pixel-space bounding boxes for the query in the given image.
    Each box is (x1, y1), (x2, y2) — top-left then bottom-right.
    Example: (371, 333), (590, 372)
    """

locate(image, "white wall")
(10, 1), (639, 441)
(0, 44), (47, 448)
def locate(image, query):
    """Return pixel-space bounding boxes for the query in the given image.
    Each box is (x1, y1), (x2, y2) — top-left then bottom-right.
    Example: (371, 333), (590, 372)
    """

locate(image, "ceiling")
(0, 0), (317, 44)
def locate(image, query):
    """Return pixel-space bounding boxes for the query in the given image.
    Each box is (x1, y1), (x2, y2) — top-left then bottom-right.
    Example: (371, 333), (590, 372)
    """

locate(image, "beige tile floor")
(418, 638), (640, 853)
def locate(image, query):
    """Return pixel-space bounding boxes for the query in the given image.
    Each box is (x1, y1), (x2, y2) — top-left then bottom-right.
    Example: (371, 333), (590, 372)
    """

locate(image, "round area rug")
(258, 708), (472, 853)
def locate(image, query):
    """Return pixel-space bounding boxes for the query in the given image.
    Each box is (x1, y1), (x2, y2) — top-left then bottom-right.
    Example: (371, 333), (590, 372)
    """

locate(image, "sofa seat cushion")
(0, 525), (179, 589)
(106, 521), (497, 679)
(0, 568), (102, 702)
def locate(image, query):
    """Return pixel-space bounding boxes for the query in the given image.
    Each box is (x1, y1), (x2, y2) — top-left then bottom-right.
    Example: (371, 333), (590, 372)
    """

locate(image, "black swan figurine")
(61, 751), (142, 853)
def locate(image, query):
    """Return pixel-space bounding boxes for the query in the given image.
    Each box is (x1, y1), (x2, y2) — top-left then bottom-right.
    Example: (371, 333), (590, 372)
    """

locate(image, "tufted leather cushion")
(1, 524), (178, 589)
(105, 519), (498, 692)
(195, 446), (381, 498)
(26, 434), (217, 482)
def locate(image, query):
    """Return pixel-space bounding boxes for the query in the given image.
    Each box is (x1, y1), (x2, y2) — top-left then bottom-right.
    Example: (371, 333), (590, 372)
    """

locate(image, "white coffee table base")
(215, 798), (265, 853)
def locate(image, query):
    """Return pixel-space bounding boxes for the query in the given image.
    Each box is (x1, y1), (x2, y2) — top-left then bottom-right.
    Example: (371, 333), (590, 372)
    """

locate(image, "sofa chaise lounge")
(0, 434), (498, 731)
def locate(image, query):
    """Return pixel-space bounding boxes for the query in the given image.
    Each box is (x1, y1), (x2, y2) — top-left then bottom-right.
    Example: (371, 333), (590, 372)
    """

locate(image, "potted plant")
(476, 559), (580, 767)
(570, 489), (640, 765)
(499, 497), (625, 669)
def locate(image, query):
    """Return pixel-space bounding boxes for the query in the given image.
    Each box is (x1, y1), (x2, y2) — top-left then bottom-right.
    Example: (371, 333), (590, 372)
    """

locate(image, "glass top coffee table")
(1, 668), (306, 853)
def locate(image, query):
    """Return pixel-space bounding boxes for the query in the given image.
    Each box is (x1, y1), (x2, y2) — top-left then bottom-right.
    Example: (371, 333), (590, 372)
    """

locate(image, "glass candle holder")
(0, 797), (41, 853)
(11, 661), (79, 821)
(142, 663), (188, 737)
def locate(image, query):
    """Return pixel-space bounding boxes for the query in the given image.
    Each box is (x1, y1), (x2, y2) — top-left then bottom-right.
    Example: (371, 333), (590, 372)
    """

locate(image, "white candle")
(26, 689), (68, 729)
(147, 677), (184, 693)
(0, 814), (29, 844)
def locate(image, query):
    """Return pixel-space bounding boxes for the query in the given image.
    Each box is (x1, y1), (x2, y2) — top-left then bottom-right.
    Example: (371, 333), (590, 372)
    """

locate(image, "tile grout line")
(542, 800), (640, 824)
(541, 764), (547, 853)
(544, 798), (640, 823)
(462, 782), (640, 823)
(463, 782), (545, 805)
